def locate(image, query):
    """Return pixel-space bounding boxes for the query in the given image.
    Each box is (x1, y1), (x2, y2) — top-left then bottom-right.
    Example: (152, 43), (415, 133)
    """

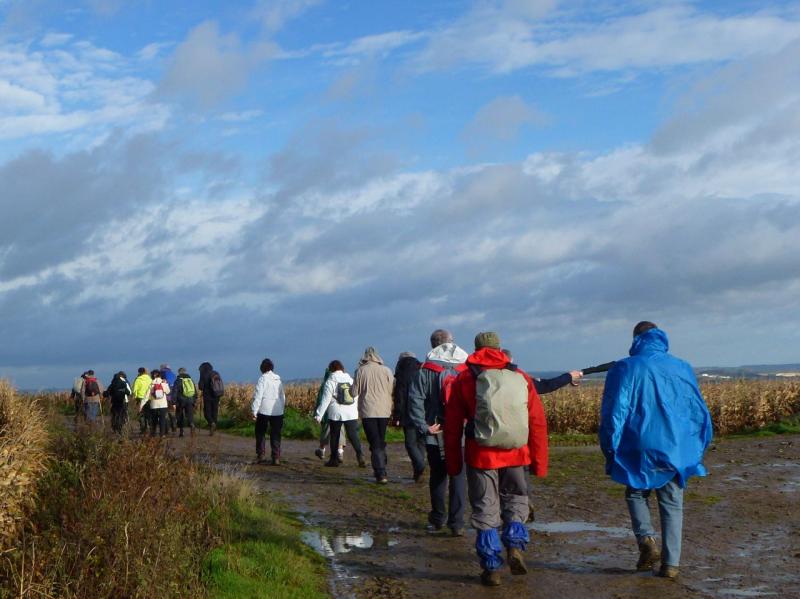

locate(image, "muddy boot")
(507, 547), (527, 575)
(324, 457), (340, 467)
(636, 536), (660, 571)
(357, 454), (367, 468)
(480, 569), (502, 587)
(314, 447), (325, 460)
(656, 565), (679, 579)
(179, 428), (184, 438)
(271, 456), (281, 466)
(254, 454), (265, 465)
(210, 422), (216, 436)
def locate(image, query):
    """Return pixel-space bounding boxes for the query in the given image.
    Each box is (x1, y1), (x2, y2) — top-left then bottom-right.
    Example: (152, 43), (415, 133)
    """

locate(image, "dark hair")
(118, 371), (127, 379)
(260, 358), (274, 373)
(138, 367), (146, 374)
(430, 329), (453, 348)
(86, 370), (95, 376)
(633, 321), (658, 337)
(151, 369), (160, 378)
(328, 360), (344, 372)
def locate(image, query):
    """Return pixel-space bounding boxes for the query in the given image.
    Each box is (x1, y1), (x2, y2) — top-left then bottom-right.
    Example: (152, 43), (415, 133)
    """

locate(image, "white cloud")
(136, 41), (172, 61)
(40, 32), (72, 47)
(464, 95), (549, 145)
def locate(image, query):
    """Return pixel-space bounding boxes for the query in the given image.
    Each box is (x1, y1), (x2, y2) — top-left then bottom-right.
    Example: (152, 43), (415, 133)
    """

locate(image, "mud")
(170, 431), (799, 598)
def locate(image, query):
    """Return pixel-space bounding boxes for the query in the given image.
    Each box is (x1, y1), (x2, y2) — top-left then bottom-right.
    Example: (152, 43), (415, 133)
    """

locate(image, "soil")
(170, 430), (799, 598)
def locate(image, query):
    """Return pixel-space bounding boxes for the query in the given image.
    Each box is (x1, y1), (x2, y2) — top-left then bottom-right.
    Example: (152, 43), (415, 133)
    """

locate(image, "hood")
(466, 347), (511, 369)
(263, 371), (281, 380)
(359, 346), (385, 366)
(199, 362), (213, 379)
(425, 343), (469, 365)
(629, 328), (669, 357)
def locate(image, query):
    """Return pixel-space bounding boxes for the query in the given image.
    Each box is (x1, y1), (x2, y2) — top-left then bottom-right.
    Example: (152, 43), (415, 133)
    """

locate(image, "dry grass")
(0, 379), (49, 553)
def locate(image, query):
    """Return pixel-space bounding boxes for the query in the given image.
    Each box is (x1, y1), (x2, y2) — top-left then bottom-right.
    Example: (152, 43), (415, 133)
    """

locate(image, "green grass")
(204, 492), (327, 599)
(723, 414), (800, 439)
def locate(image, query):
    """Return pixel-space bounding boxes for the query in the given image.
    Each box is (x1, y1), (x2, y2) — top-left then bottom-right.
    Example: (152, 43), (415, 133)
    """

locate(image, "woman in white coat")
(314, 360), (366, 468)
(251, 358), (286, 465)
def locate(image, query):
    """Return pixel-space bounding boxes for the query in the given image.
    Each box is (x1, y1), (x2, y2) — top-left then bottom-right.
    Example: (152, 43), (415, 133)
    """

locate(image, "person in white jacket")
(140, 369), (170, 437)
(251, 358), (286, 465)
(314, 360), (366, 468)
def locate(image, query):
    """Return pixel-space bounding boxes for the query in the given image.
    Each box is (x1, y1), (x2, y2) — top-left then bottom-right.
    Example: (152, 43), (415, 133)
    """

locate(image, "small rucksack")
(181, 377), (196, 398)
(335, 382), (354, 405)
(469, 364), (529, 449)
(210, 372), (224, 397)
(152, 381), (165, 400)
(420, 361), (467, 406)
(84, 378), (100, 397)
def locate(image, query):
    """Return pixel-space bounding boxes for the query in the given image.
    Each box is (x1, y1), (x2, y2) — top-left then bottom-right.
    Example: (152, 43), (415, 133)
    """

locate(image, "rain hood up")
(599, 328), (713, 489)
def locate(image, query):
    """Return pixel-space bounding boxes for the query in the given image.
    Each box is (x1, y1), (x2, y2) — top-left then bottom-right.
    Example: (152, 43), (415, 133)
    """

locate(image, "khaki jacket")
(353, 360), (394, 419)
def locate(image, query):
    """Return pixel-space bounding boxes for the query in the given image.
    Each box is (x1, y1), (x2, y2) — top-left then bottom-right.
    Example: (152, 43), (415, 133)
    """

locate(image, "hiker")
(314, 360), (366, 468)
(107, 371), (131, 434)
(71, 371), (87, 422)
(445, 332), (548, 587)
(408, 329), (469, 536)
(198, 362), (224, 435)
(392, 351), (424, 482)
(600, 321), (712, 579)
(160, 364), (177, 434)
(352, 347), (394, 484)
(251, 358), (286, 465)
(141, 369), (170, 437)
(313, 367), (346, 462)
(81, 370), (105, 425)
(174, 367), (197, 437)
(132, 367), (152, 434)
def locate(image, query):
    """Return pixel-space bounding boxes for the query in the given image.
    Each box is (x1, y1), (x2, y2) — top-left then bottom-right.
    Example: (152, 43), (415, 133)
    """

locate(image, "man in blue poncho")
(600, 321), (713, 579)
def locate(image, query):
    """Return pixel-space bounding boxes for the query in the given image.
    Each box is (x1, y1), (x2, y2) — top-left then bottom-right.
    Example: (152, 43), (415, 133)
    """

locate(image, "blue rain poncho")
(599, 328), (713, 489)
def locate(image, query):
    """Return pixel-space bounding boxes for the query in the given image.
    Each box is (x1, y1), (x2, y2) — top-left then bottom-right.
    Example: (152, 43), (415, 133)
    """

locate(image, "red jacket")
(444, 348), (548, 477)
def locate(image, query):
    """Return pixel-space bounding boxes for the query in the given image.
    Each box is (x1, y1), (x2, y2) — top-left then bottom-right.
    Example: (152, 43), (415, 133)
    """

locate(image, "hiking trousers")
(404, 425), (426, 478)
(110, 400), (127, 433)
(362, 417), (389, 480)
(150, 407), (168, 437)
(255, 414), (284, 459)
(427, 444), (465, 530)
(176, 398), (195, 431)
(203, 396), (220, 426)
(329, 420), (363, 460)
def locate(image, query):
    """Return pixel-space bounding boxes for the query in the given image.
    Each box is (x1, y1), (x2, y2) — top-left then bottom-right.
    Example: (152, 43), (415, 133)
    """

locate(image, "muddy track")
(169, 430), (799, 598)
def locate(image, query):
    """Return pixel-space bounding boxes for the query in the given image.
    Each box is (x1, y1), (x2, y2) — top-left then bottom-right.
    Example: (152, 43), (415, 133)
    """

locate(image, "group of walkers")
(68, 321), (713, 587)
(69, 362), (226, 438)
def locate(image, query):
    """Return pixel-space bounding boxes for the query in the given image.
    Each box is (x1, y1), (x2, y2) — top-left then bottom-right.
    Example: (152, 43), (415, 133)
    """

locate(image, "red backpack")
(420, 362), (467, 405)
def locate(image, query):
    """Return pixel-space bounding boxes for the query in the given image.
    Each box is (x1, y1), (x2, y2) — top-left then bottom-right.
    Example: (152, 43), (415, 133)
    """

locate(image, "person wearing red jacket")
(445, 331), (548, 587)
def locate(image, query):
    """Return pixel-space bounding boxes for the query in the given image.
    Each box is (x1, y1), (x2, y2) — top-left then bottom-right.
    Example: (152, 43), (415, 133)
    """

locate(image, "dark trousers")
(139, 403), (151, 434)
(167, 403), (176, 431)
(255, 414), (284, 459)
(150, 407), (168, 437)
(403, 425), (426, 477)
(176, 398), (195, 431)
(329, 420), (363, 458)
(203, 396), (220, 426)
(362, 417), (389, 479)
(427, 444), (466, 530)
(110, 400), (127, 433)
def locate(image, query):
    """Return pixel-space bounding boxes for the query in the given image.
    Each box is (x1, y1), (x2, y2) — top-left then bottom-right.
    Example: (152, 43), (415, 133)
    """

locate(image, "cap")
(474, 331), (501, 350)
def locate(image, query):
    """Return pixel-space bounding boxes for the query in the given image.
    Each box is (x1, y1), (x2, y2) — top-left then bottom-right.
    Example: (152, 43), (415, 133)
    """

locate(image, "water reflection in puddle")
(301, 530), (400, 557)
(529, 521), (630, 537)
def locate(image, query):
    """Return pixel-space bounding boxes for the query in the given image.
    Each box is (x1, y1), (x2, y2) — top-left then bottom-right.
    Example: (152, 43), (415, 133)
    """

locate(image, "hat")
(474, 331), (501, 350)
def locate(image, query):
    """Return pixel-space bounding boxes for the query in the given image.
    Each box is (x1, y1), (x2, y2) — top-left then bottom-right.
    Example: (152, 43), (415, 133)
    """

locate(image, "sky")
(2, 0), (800, 389)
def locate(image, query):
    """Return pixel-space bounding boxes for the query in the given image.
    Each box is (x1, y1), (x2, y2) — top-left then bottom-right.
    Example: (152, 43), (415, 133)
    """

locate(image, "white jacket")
(142, 377), (170, 410)
(251, 371), (286, 416)
(315, 370), (359, 422)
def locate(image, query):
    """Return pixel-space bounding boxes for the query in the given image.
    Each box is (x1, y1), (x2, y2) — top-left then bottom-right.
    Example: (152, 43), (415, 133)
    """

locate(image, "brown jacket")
(353, 352), (394, 419)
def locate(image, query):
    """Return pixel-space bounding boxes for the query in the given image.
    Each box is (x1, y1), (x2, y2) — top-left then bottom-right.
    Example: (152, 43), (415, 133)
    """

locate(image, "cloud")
(40, 32), (72, 47)
(463, 95), (549, 151)
(251, 0), (322, 33)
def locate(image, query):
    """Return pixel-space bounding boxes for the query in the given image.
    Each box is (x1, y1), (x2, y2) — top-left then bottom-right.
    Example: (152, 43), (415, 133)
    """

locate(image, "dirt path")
(170, 430), (799, 598)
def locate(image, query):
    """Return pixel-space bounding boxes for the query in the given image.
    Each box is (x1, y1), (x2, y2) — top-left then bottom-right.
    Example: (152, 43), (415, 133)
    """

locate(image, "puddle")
(301, 530), (377, 557)
(529, 521), (630, 537)
(717, 587), (778, 597)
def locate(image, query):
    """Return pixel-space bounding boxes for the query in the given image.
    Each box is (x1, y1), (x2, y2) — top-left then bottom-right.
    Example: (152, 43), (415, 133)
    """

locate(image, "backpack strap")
(421, 361), (444, 373)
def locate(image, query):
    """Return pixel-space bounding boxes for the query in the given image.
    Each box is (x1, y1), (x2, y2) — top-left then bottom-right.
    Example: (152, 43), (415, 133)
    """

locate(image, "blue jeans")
(625, 477), (684, 567)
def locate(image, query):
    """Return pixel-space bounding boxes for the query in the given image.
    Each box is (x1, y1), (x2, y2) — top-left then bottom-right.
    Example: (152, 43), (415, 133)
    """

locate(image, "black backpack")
(84, 378), (100, 397)
(210, 372), (225, 398)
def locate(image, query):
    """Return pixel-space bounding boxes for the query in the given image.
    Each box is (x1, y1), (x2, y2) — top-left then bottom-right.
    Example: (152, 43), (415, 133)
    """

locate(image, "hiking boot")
(450, 527), (465, 537)
(636, 536), (660, 571)
(656, 565), (679, 579)
(210, 422), (216, 436)
(314, 448), (325, 460)
(271, 457), (281, 466)
(413, 468), (426, 483)
(324, 458), (340, 467)
(178, 429), (184, 438)
(426, 523), (444, 534)
(480, 569), (502, 587)
(376, 477), (389, 485)
(507, 547), (528, 575)
(357, 455), (367, 468)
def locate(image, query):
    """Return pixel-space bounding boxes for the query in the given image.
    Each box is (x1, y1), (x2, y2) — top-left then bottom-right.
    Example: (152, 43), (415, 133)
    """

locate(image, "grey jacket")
(353, 356), (394, 419)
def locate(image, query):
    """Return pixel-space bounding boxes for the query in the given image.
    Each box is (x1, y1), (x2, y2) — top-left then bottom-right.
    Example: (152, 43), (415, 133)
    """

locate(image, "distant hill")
(529, 362), (800, 382)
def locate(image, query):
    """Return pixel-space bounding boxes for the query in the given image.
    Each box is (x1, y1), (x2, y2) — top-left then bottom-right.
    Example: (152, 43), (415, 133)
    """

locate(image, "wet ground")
(170, 431), (799, 598)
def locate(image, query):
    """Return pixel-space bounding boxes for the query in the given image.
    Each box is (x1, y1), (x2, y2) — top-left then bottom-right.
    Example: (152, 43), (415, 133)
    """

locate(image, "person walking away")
(71, 372), (87, 422)
(313, 367), (346, 461)
(251, 359), (286, 465)
(161, 364), (177, 434)
(82, 370), (105, 425)
(408, 329), (469, 536)
(174, 367), (197, 437)
(600, 321), (712, 579)
(108, 371), (131, 434)
(392, 352), (425, 482)
(314, 360), (366, 468)
(198, 362), (224, 435)
(141, 369), (170, 437)
(132, 367), (152, 435)
(352, 347), (394, 484)
(445, 332), (548, 587)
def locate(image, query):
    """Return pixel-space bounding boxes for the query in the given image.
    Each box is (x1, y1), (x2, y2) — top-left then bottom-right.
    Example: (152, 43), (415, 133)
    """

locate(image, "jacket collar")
(629, 328), (669, 356)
